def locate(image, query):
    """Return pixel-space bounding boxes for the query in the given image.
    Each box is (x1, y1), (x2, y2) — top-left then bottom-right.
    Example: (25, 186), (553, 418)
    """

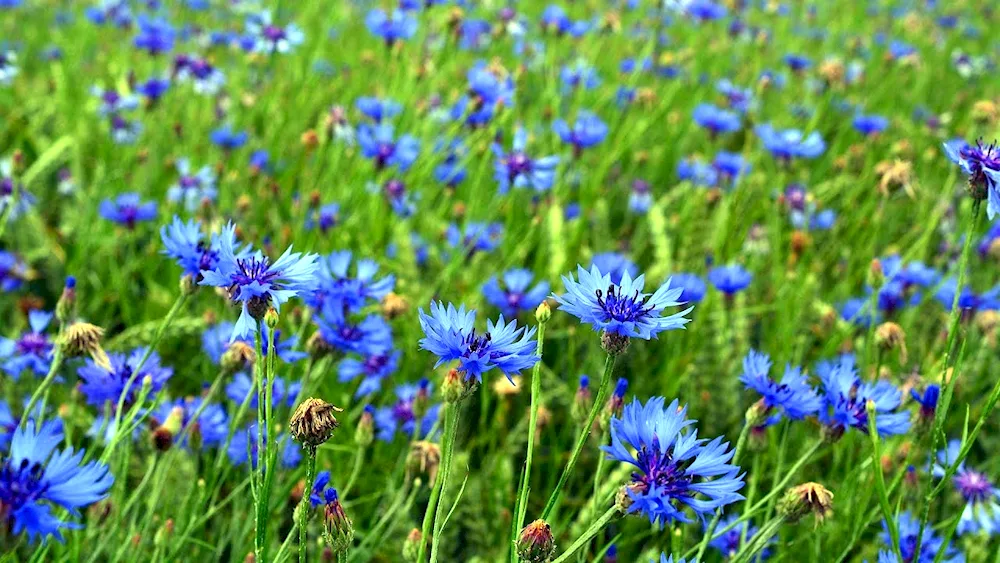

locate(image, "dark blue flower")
(0, 251), (25, 292)
(198, 233), (318, 341)
(560, 60), (601, 92)
(554, 111), (608, 155)
(755, 124), (826, 161)
(309, 250), (395, 314)
(339, 344), (400, 398)
(816, 354), (910, 438)
(603, 397), (745, 526)
(0, 310), (55, 379)
(451, 62), (515, 127)
(374, 381), (440, 440)
(492, 127), (559, 193)
(315, 309), (393, 355)
(708, 265), (753, 295)
(356, 96), (402, 123)
(418, 301), (539, 383)
(943, 139), (1000, 219)
(879, 511), (962, 562)
(708, 514), (771, 560)
(482, 269), (550, 318)
(668, 273), (707, 303)
(910, 385), (939, 421)
(305, 203), (341, 233)
(590, 252), (637, 286)
(209, 125), (249, 151)
(173, 54), (226, 95)
(554, 265), (692, 339)
(357, 123), (420, 171)
(244, 10), (304, 54)
(853, 113), (889, 136)
(693, 103), (742, 135)
(227, 423), (300, 469)
(365, 9), (417, 46)
(77, 348), (173, 409)
(434, 138), (468, 188)
(137, 76), (170, 103)
(225, 373), (301, 410)
(133, 14), (176, 55)
(783, 53), (812, 72)
(934, 278), (999, 313)
(713, 151), (750, 185)
(99, 193), (157, 228)
(85, 1), (133, 27)
(740, 350), (821, 420)
(0, 421), (113, 543)
(716, 79), (754, 113)
(446, 222), (503, 258)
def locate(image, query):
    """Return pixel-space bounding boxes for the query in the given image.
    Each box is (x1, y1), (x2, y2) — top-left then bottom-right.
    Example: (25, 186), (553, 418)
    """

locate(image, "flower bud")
(572, 376), (593, 424)
(382, 292), (410, 319)
(289, 398), (343, 452)
(321, 489), (353, 555)
(874, 322), (908, 364)
(442, 368), (478, 403)
(264, 307), (279, 329)
(599, 378), (628, 431)
(402, 529), (423, 562)
(516, 520), (556, 563)
(745, 399), (772, 428)
(306, 332), (334, 360)
(221, 341), (256, 374)
(56, 276), (77, 325)
(180, 274), (198, 296)
(535, 301), (551, 324)
(777, 482), (834, 524)
(152, 406), (185, 452)
(355, 405), (375, 447)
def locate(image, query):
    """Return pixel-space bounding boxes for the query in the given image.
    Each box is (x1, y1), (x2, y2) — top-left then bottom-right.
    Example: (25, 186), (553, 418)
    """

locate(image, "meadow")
(1, 0), (999, 562)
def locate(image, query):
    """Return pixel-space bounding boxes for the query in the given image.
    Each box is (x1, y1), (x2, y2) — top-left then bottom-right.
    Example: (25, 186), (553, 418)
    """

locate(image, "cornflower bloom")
(198, 231), (318, 341)
(668, 273), (707, 303)
(591, 252), (637, 286)
(740, 350), (821, 420)
(308, 250), (395, 314)
(0, 422), (113, 543)
(878, 511), (962, 562)
(933, 440), (1000, 536)
(161, 218), (246, 282)
(419, 302), (538, 383)
(0, 251), (25, 292)
(482, 269), (550, 318)
(305, 203), (341, 233)
(678, 158), (720, 187)
(716, 79), (755, 113)
(338, 343), (400, 397)
(559, 60), (601, 92)
(708, 514), (772, 560)
(132, 14), (175, 55)
(91, 86), (139, 117)
(446, 222), (504, 258)
(365, 9), (417, 46)
(693, 103), (742, 135)
(243, 10), (304, 54)
(853, 113), (889, 136)
(374, 381), (441, 440)
(553, 265), (692, 342)
(629, 179), (653, 213)
(173, 54), (226, 95)
(708, 265), (753, 295)
(0, 310), (55, 379)
(225, 373), (301, 410)
(492, 127), (559, 193)
(713, 151), (750, 186)
(209, 125), (249, 151)
(227, 423), (300, 469)
(201, 323), (306, 365)
(0, 401), (61, 451)
(603, 397), (745, 526)
(943, 138), (1000, 219)
(355, 96), (402, 123)
(815, 354), (910, 439)
(314, 308), (393, 355)
(167, 158), (217, 210)
(98, 193), (157, 228)
(553, 111), (609, 156)
(0, 51), (15, 85)
(755, 124), (826, 161)
(451, 62), (515, 127)
(357, 123), (420, 171)
(77, 348), (173, 408)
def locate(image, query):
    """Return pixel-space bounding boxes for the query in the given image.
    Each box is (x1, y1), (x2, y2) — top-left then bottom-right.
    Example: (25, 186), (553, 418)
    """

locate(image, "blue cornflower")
(198, 234), (318, 341)
(244, 10), (304, 54)
(249, 149), (270, 174)
(91, 85), (139, 117)
(879, 511), (962, 562)
(716, 79), (755, 113)
(376, 178), (417, 218)
(708, 514), (772, 560)
(0, 421), (113, 543)
(910, 385), (939, 421)
(310, 470), (332, 506)
(375, 381), (441, 440)
(309, 250), (395, 314)
(933, 440), (1000, 537)
(783, 53), (812, 72)
(150, 397), (228, 450)
(669, 273), (707, 303)
(943, 139), (1000, 219)
(815, 354), (910, 439)
(540, 5), (569, 33)
(85, 1), (132, 27)
(315, 309), (393, 355)
(708, 265), (753, 295)
(590, 252), (637, 286)
(225, 373), (300, 410)
(355, 96), (402, 123)
(560, 60), (601, 92)
(739, 350), (821, 420)
(339, 344), (400, 398)
(137, 76), (170, 104)
(839, 297), (880, 327)
(168, 159), (217, 209)
(77, 348), (173, 409)
(482, 269), (550, 318)
(133, 14), (175, 55)
(0, 401), (62, 451)
(853, 113), (889, 136)
(554, 265), (692, 340)
(418, 301), (539, 383)
(109, 115), (142, 145)
(655, 555), (690, 563)
(357, 123), (419, 171)
(755, 124), (826, 161)
(227, 423), (300, 469)
(553, 111), (609, 156)
(446, 222), (503, 258)
(0, 310), (55, 379)
(210, 125), (249, 151)
(451, 62), (515, 127)
(173, 54), (226, 96)
(934, 278), (1000, 313)
(459, 19), (492, 50)
(99, 193), (156, 229)
(678, 158), (720, 187)
(434, 138), (468, 188)
(492, 127), (559, 193)
(675, 0), (728, 20)
(161, 218), (246, 281)
(305, 202), (341, 233)
(713, 152), (750, 185)
(365, 9), (417, 46)
(603, 397), (745, 526)
(0, 51), (15, 85)
(0, 251), (25, 292)
(888, 40), (916, 60)
(629, 179), (653, 214)
(693, 103), (742, 135)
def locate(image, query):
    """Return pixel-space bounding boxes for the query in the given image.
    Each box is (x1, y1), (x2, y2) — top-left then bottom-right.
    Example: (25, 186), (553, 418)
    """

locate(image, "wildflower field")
(2, 0), (1000, 561)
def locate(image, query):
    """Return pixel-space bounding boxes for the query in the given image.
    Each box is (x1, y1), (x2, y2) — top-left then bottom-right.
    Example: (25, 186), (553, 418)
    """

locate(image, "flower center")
(634, 440), (692, 500)
(0, 459), (47, 513)
(955, 469), (995, 503)
(595, 284), (652, 322)
(16, 332), (51, 357)
(363, 354), (389, 374)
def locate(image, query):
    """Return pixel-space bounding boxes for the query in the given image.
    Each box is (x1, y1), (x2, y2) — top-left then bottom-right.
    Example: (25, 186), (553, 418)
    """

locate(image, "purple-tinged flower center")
(363, 354), (390, 374)
(375, 143), (395, 168)
(960, 140), (1000, 190)
(384, 179), (405, 199)
(179, 175), (200, 190)
(954, 469), (994, 503)
(16, 332), (51, 357)
(1, 178), (13, 197)
(634, 439), (692, 500)
(115, 203), (140, 228)
(262, 25), (286, 42)
(505, 152), (533, 181)
(462, 329), (493, 355)
(0, 459), (47, 512)
(506, 292), (523, 310)
(392, 399), (415, 424)
(195, 242), (219, 273)
(230, 257), (279, 300)
(595, 284), (653, 323)
(190, 59), (214, 80)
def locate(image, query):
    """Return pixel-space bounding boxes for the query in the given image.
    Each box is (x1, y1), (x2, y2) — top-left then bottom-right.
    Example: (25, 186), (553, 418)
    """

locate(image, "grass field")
(1, 0), (1000, 562)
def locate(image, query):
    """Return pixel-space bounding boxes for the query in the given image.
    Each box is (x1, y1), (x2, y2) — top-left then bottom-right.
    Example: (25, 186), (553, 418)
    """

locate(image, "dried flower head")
(61, 322), (110, 369)
(289, 398), (342, 450)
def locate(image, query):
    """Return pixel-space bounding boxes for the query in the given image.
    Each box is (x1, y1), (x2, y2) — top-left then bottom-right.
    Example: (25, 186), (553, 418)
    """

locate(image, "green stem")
(299, 451), (317, 563)
(731, 517), (783, 563)
(540, 353), (616, 520)
(913, 201), (981, 562)
(429, 403), (461, 563)
(416, 402), (456, 563)
(175, 369), (227, 446)
(695, 421), (753, 561)
(254, 326), (267, 563)
(867, 406), (903, 562)
(19, 347), (64, 428)
(512, 319), (547, 553)
(549, 507), (618, 563)
(341, 447), (366, 499)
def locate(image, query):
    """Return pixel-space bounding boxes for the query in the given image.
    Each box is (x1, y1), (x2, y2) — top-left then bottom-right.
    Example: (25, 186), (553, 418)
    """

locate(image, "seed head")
(61, 322), (110, 369)
(289, 398), (342, 451)
(778, 482), (834, 524)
